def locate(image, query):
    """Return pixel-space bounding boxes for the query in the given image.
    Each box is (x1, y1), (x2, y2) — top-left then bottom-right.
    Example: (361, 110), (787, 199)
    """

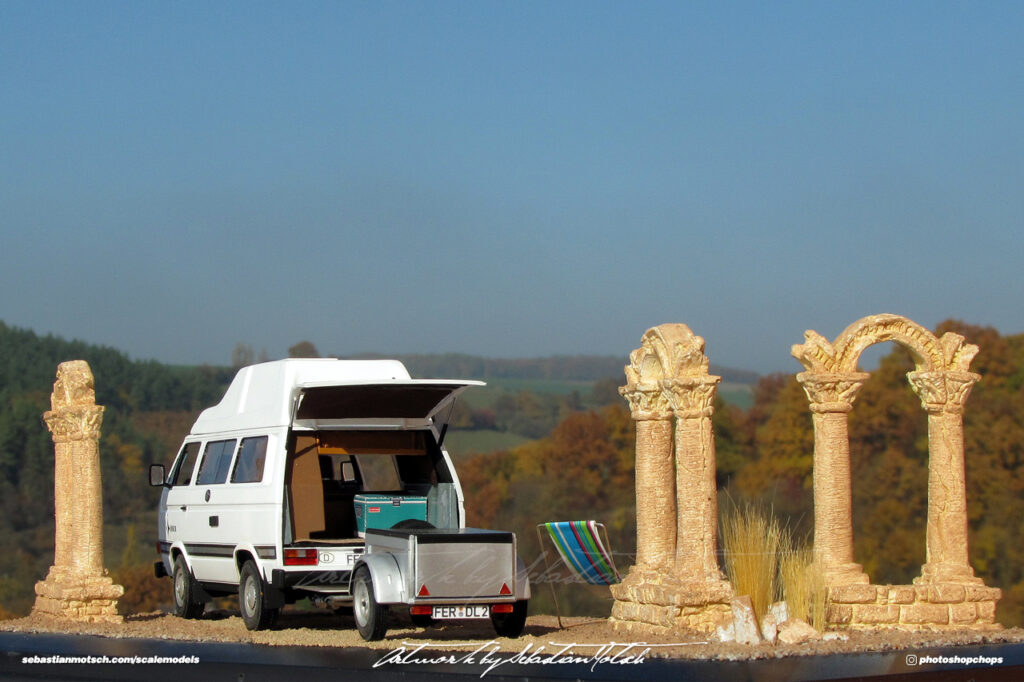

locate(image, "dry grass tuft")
(778, 542), (828, 630)
(723, 502), (829, 631)
(721, 501), (783, 623)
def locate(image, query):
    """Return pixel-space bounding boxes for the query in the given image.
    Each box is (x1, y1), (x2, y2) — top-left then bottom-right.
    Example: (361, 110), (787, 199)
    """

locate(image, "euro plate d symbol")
(318, 552), (334, 564)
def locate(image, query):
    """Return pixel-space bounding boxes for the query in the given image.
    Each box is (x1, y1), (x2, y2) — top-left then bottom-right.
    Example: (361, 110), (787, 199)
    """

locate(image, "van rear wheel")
(352, 566), (388, 641)
(172, 555), (205, 619)
(239, 560), (279, 630)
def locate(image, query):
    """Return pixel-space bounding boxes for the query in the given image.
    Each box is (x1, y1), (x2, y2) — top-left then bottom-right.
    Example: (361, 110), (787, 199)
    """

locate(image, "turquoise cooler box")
(354, 494), (428, 536)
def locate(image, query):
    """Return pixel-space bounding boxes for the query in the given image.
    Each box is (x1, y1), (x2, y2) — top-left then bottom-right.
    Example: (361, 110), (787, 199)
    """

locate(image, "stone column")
(662, 376), (725, 581)
(619, 383), (675, 572)
(33, 361), (123, 623)
(797, 371), (871, 586)
(908, 370), (983, 585)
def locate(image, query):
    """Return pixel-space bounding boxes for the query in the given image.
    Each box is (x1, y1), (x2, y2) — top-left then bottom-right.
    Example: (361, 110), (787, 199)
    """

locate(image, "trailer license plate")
(432, 605), (490, 620)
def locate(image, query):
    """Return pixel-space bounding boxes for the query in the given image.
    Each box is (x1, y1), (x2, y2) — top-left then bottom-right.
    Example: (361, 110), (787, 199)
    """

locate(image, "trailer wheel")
(171, 555), (205, 619)
(491, 600), (528, 638)
(239, 561), (279, 631)
(353, 566), (388, 641)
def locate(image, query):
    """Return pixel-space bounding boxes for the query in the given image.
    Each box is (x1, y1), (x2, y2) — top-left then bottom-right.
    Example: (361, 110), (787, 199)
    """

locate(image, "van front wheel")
(239, 561), (278, 630)
(352, 566), (388, 641)
(172, 555), (205, 619)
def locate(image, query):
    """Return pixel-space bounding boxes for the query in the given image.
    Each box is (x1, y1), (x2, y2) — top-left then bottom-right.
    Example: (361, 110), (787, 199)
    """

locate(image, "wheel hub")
(244, 576), (258, 614)
(353, 579), (368, 625)
(174, 570), (185, 604)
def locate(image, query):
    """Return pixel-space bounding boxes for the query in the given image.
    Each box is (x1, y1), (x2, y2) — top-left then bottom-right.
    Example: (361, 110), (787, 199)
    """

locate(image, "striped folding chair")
(536, 520), (621, 628)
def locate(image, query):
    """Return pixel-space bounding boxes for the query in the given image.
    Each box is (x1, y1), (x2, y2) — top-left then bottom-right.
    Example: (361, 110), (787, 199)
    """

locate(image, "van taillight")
(491, 604), (514, 614)
(284, 549), (318, 566)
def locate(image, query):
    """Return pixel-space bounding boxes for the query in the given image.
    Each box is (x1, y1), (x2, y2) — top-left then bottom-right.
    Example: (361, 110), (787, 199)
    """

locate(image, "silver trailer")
(353, 527), (529, 640)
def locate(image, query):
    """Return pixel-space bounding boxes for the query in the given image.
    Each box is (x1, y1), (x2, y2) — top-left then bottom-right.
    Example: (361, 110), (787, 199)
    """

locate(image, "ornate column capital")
(907, 370), (980, 415)
(44, 405), (104, 443)
(796, 372), (870, 414)
(661, 376), (721, 419)
(619, 383), (673, 421)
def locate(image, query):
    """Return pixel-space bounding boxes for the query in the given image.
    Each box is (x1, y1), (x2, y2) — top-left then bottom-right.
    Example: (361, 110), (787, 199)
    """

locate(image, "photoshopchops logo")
(907, 654), (1003, 667)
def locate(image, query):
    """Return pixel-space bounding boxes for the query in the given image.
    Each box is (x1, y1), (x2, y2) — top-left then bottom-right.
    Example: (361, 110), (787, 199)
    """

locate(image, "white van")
(150, 359), (530, 639)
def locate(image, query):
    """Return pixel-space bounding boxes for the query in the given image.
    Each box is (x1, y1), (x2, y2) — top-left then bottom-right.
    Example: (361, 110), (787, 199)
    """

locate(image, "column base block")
(33, 569), (124, 624)
(610, 566), (734, 634)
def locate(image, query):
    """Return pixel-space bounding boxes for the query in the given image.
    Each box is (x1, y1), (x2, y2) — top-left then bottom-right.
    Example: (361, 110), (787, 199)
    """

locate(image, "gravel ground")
(3, 607), (1024, 661)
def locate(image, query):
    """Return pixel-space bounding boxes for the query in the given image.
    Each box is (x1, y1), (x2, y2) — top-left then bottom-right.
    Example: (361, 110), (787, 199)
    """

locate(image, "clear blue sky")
(2, 2), (1021, 374)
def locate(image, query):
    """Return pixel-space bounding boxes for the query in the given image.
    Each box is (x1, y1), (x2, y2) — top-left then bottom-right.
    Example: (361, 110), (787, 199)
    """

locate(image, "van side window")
(195, 439), (238, 485)
(170, 442), (202, 486)
(231, 436), (268, 484)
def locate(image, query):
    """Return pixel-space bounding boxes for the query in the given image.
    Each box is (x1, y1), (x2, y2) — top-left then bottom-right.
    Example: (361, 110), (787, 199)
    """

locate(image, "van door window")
(231, 436), (268, 483)
(195, 439), (238, 485)
(170, 442), (202, 486)
(354, 454), (401, 492)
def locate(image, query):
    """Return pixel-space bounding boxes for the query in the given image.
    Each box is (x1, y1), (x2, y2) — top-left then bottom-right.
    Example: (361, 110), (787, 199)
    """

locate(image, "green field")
(718, 382), (754, 409)
(460, 378), (597, 408)
(444, 429), (531, 457)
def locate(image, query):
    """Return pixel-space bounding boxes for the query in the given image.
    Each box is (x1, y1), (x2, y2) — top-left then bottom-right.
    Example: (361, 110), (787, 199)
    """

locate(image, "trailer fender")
(515, 555), (532, 600)
(354, 553), (406, 604)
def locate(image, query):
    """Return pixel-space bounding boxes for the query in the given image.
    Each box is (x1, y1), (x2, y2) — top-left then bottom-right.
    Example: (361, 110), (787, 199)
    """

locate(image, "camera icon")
(906, 655), (918, 666)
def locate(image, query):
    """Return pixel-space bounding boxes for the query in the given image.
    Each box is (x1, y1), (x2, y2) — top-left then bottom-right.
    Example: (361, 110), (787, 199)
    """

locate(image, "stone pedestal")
(32, 361), (123, 624)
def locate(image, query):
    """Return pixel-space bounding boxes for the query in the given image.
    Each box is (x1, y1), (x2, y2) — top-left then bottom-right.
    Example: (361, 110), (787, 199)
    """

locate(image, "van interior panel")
(287, 435), (327, 542)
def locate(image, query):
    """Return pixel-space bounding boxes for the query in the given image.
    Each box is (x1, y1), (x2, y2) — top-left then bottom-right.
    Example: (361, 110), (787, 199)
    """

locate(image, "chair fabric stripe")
(543, 521), (619, 586)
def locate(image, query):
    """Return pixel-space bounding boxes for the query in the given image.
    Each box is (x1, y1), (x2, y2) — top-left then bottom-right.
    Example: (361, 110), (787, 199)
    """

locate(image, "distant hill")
(343, 352), (759, 385)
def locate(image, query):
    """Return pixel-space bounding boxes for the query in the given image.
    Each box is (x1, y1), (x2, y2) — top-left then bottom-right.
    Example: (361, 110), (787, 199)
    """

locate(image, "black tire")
(171, 555), (205, 619)
(238, 560), (279, 630)
(410, 613), (434, 628)
(491, 600), (528, 638)
(352, 566), (388, 641)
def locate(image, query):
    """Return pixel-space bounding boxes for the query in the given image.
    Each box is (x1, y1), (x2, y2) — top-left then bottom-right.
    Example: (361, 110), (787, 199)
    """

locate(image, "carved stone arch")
(793, 313), (978, 374)
(792, 315), (995, 629)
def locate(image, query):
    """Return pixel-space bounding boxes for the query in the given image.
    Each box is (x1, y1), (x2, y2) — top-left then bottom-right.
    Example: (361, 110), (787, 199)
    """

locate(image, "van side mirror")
(149, 464), (167, 487)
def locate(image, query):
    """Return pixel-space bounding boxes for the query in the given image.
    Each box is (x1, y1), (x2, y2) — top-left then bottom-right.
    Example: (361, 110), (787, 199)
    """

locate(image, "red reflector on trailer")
(410, 606), (432, 616)
(283, 548), (318, 566)
(499, 583), (512, 596)
(418, 584), (431, 597)
(492, 604), (514, 614)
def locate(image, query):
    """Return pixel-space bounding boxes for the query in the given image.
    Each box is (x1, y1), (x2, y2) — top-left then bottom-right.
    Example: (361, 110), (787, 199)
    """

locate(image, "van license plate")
(432, 605), (490, 620)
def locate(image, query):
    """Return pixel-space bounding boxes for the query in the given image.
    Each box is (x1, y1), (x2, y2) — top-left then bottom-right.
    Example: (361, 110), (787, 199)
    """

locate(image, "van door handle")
(209, 516), (219, 528)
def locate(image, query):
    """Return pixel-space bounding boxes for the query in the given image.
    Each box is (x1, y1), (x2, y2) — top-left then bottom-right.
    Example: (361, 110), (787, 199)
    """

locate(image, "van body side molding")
(184, 543), (235, 558)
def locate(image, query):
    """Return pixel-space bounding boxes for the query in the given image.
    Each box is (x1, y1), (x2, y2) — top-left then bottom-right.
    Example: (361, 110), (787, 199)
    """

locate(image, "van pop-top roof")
(190, 358), (482, 435)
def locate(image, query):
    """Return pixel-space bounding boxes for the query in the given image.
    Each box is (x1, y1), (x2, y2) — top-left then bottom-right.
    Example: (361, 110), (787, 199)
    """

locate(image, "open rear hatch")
(292, 380), (484, 436)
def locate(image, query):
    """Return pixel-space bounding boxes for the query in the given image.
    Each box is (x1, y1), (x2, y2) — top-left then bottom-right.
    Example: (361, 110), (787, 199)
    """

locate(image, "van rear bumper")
(271, 568), (352, 592)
